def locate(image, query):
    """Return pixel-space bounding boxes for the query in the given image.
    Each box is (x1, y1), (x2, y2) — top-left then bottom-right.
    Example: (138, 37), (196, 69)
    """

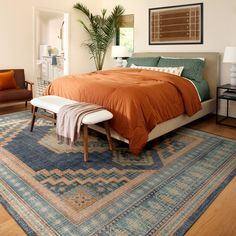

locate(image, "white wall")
(102, 0), (236, 117)
(39, 18), (48, 46)
(0, 0), (99, 83)
(102, 0), (236, 75)
(47, 16), (64, 51)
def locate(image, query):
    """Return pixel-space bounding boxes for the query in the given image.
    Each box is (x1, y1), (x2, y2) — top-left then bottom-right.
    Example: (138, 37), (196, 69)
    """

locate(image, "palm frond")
(73, 3), (91, 18)
(74, 3), (125, 70)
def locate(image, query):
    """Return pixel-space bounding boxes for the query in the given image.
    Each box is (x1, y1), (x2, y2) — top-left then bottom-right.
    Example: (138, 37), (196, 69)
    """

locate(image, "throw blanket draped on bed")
(46, 68), (201, 154)
(56, 103), (103, 145)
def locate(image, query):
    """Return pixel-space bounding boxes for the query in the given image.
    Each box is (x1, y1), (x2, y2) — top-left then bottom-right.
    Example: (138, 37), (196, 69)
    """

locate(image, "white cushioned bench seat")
(30, 95), (113, 162)
(30, 95), (113, 125)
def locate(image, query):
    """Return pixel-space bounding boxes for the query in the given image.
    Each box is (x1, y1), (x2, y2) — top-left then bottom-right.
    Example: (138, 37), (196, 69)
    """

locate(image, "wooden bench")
(30, 95), (113, 162)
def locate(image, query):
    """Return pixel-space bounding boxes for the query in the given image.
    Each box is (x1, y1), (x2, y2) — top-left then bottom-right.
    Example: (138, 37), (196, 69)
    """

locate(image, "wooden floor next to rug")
(0, 205), (25, 236)
(0, 105), (235, 236)
(186, 177), (236, 236)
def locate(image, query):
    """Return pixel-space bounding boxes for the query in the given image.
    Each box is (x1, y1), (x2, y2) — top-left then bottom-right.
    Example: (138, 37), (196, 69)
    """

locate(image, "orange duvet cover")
(45, 68), (201, 154)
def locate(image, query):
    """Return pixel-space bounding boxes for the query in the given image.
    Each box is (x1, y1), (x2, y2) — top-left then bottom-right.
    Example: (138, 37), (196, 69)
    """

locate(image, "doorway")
(33, 8), (69, 96)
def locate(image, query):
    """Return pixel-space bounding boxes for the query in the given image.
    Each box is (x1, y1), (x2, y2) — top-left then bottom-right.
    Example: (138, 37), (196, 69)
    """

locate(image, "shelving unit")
(216, 83), (236, 127)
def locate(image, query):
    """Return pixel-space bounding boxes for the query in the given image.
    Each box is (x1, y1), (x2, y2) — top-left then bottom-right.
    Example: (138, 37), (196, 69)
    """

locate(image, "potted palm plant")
(74, 3), (124, 70)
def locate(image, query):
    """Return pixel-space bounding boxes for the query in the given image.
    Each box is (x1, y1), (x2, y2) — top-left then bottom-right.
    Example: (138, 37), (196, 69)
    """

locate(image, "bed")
(45, 52), (220, 154)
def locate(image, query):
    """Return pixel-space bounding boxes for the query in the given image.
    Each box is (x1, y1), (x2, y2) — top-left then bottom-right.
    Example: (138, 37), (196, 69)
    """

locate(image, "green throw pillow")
(157, 58), (205, 82)
(127, 57), (160, 67)
(187, 78), (210, 101)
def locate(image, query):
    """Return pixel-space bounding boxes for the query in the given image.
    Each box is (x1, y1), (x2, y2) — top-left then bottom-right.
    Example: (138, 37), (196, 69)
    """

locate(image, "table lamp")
(223, 46), (236, 86)
(112, 46), (129, 67)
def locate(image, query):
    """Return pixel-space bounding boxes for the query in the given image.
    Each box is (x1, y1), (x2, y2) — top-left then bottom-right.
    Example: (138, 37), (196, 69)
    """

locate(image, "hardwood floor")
(187, 114), (236, 140)
(0, 206), (25, 236)
(0, 105), (28, 236)
(186, 177), (236, 236)
(0, 106), (235, 236)
(186, 115), (236, 236)
(0, 104), (29, 115)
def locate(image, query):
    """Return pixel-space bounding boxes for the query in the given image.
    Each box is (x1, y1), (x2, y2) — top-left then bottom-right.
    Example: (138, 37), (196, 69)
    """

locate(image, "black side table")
(216, 83), (236, 127)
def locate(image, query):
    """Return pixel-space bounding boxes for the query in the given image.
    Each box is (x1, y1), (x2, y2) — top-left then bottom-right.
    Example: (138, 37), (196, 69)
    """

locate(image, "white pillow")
(161, 56), (205, 61)
(130, 64), (184, 76)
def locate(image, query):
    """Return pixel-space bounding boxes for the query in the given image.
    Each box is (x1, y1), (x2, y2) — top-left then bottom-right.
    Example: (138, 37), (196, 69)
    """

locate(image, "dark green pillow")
(157, 58), (205, 82)
(187, 78), (210, 101)
(127, 57), (160, 67)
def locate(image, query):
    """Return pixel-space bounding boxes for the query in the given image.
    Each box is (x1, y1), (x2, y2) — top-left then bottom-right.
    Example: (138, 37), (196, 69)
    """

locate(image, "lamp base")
(115, 57), (123, 67)
(230, 64), (236, 86)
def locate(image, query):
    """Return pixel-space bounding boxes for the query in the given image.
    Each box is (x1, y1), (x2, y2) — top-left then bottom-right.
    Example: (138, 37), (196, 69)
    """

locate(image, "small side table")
(216, 83), (236, 127)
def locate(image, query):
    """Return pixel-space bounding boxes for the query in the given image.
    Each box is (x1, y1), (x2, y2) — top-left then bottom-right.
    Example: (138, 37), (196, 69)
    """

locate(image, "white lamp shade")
(111, 46), (129, 58)
(223, 46), (236, 63)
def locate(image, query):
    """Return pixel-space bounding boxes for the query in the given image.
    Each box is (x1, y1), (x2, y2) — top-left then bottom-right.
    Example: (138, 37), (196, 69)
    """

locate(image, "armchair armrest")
(25, 80), (34, 91)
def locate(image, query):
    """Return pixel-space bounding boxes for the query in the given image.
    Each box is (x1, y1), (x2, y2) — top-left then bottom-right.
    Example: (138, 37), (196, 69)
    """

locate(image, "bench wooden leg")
(83, 124), (89, 162)
(104, 121), (113, 151)
(30, 106), (38, 132)
(53, 113), (57, 126)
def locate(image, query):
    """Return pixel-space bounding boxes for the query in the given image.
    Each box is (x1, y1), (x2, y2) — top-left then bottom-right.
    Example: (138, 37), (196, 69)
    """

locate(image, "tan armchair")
(0, 69), (33, 107)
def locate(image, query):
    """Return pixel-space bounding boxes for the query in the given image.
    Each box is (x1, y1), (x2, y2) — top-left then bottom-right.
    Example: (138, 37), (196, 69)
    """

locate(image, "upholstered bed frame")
(91, 52), (220, 144)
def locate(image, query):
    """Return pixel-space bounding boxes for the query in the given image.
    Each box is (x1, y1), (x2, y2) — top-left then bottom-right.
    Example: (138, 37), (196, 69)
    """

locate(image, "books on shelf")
(223, 90), (236, 98)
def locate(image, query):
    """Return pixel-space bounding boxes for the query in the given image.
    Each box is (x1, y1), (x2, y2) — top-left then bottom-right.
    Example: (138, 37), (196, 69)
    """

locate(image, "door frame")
(33, 7), (70, 82)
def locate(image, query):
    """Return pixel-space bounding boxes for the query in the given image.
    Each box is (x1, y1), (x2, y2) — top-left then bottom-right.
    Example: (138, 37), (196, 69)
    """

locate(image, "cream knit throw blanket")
(56, 103), (103, 145)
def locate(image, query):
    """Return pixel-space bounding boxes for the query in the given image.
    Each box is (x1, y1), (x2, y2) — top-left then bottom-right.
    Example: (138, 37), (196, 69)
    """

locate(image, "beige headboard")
(132, 52), (220, 99)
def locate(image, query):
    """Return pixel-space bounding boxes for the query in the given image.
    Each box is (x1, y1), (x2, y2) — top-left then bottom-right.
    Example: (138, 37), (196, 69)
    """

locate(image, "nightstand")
(216, 83), (236, 127)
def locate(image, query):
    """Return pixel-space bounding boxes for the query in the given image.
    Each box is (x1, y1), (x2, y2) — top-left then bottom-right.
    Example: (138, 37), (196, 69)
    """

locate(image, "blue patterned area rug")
(0, 111), (235, 235)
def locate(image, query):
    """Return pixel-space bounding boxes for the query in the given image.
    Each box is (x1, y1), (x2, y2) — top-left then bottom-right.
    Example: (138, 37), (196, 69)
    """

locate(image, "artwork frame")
(149, 3), (203, 45)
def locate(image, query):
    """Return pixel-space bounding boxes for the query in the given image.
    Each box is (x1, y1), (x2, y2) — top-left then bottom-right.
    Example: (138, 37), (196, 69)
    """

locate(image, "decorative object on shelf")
(51, 55), (57, 66)
(39, 45), (50, 59)
(149, 3), (203, 45)
(73, 3), (124, 70)
(111, 45), (129, 67)
(48, 46), (53, 56)
(223, 46), (236, 86)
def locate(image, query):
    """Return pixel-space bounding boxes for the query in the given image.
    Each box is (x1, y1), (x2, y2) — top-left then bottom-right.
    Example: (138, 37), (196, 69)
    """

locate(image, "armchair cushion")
(0, 70), (17, 91)
(0, 69), (33, 106)
(0, 88), (32, 103)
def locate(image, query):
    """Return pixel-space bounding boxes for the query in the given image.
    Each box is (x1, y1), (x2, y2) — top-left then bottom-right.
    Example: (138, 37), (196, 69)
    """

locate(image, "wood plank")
(0, 104), (30, 115)
(186, 177), (236, 236)
(186, 114), (236, 235)
(0, 205), (26, 236)
(188, 114), (236, 140)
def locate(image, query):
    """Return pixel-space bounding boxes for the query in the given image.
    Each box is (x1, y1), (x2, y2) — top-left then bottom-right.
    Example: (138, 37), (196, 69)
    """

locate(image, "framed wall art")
(149, 3), (203, 45)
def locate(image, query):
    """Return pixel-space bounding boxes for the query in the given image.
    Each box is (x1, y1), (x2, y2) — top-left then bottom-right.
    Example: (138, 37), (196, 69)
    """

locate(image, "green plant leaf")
(74, 3), (124, 70)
